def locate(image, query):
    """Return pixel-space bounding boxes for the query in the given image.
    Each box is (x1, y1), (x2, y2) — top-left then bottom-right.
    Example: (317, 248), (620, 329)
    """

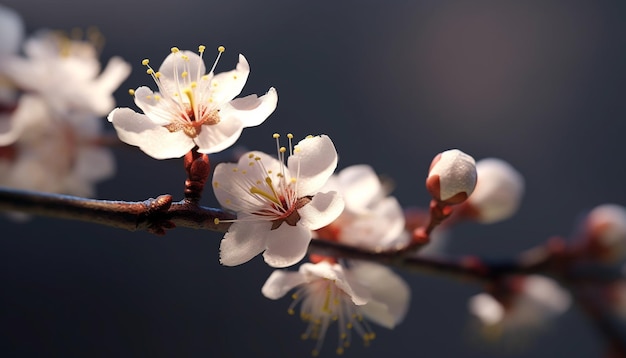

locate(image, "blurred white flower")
(262, 260), (409, 356)
(0, 95), (114, 198)
(468, 275), (571, 340)
(0, 4), (24, 105)
(464, 158), (525, 224)
(109, 46), (277, 159)
(584, 204), (626, 259)
(318, 164), (407, 250)
(213, 134), (343, 268)
(0, 29), (130, 116)
(426, 149), (477, 205)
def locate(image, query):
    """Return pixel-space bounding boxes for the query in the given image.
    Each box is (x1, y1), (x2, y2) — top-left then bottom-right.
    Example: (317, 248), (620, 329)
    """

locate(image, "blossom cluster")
(3, 4), (626, 356)
(0, 5), (129, 201)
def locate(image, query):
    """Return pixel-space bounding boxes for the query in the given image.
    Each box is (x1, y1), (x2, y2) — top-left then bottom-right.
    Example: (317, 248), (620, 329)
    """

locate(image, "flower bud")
(585, 204), (626, 252)
(426, 149), (477, 205)
(465, 158), (524, 224)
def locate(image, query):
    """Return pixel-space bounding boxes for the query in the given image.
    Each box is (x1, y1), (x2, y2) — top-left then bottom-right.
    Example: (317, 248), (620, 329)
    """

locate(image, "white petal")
(72, 147), (115, 181)
(219, 87), (278, 127)
(219, 220), (271, 266)
(469, 293), (504, 325)
(193, 116), (244, 154)
(261, 270), (307, 300)
(263, 224), (311, 268)
(158, 50), (206, 85)
(0, 5), (24, 55)
(337, 164), (383, 212)
(0, 95), (49, 145)
(133, 86), (174, 125)
(108, 107), (194, 159)
(288, 135), (338, 196)
(349, 261), (410, 328)
(298, 191), (345, 230)
(301, 262), (370, 305)
(212, 151), (283, 211)
(209, 54), (250, 103)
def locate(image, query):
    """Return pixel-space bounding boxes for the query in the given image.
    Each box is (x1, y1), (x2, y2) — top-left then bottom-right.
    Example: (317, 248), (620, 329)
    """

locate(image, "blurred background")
(1, 0), (626, 357)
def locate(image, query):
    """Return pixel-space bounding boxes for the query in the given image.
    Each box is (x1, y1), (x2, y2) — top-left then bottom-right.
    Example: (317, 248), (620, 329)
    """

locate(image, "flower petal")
(0, 95), (49, 145)
(288, 135), (338, 196)
(337, 164), (384, 212)
(301, 262), (370, 305)
(263, 224), (311, 268)
(158, 50), (206, 88)
(298, 191), (345, 230)
(193, 116), (244, 154)
(219, 220), (271, 266)
(349, 261), (410, 328)
(219, 87), (278, 127)
(0, 4), (24, 55)
(208, 54), (250, 103)
(261, 270), (307, 300)
(132, 86), (175, 125)
(108, 107), (194, 159)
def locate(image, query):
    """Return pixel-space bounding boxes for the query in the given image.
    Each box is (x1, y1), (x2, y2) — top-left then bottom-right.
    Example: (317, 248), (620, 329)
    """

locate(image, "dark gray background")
(2, 0), (626, 357)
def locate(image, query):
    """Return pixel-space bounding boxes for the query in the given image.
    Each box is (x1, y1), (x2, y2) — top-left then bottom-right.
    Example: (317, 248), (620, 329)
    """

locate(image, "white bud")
(426, 149), (477, 205)
(585, 204), (626, 248)
(466, 158), (525, 224)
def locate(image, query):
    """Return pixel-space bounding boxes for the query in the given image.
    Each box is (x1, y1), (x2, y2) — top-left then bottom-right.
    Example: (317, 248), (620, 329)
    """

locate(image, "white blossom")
(109, 46), (277, 159)
(427, 149), (477, 205)
(213, 134), (344, 268)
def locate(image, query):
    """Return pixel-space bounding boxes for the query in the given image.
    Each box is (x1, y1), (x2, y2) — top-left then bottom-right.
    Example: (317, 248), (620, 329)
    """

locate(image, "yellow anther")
(198, 45), (206, 53)
(201, 75), (209, 81)
(248, 153), (255, 158)
(213, 181), (219, 188)
(141, 59), (149, 66)
(146, 68), (154, 75)
(306, 135), (313, 139)
(287, 133), (294, 139)
(233, 75), (238, 79)
(301, 334), (309, 340)
(291, 293), (298, 299)
(241, 170), (247, 174)
(155, 72), (162, 78)
(346, 323), (353, 329)
(287, 308), (295, 315)
(154, 95), (161, 101)
(255, 157), (261, 161)
(191, 81), (197, 88)
(249, 162), (255, 166)
(290, 178), (297, 183)
(181, 55), (189, 61)
(213, 218), (220, 225)
(273, 133), (280, 139)
(279, 147), (287, 153)
(181, 71), (188, 78)
(171, 47), (180, 53)
(218, 45), (225, 53)
(232, 168), (238, 172)
(128, 89), (135, 96)
(336, 347), (344, 355)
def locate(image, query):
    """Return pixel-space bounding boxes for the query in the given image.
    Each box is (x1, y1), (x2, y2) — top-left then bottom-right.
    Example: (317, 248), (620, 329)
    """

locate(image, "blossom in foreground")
(0, 29), (130, 117)
(468, 275), (571, 341)
(262, 260), (410, 356)
(318, 164), (407, 250)
(109, 46), (278, 159)
(462, 158), (525, 224)
(0, 4), (24, 105)
(426, 149), (477, 205)
(212, 134), (344, 267)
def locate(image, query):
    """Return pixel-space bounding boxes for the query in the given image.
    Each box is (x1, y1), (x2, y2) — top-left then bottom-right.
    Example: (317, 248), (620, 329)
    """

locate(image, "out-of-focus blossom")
(582, 204), (626, 260)
(262, 260), (409, 356)
(426, 149), (477, 205)
(463, 158), (525, 224)
(213, 134), (343, 268)
(0, 4), (24, 105)
(468, 275), (571, 340)
(0, 95), (114, 198)
(317, 164), (407, 250)
(0, 29), (130, 116)
(109, 46), (277, 159)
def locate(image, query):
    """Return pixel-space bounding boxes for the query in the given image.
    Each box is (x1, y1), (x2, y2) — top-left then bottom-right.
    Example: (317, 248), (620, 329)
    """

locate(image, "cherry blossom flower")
(317, 164), (407, 250)
(0, 29), (130, 117)
(212, 134), (344, 267)
(0, 4), (24, 105)
(468, 275), (571, 341)
(582, 204), (626, 260)
(262, 260), (409, 356)
(108, 46), (278, 159)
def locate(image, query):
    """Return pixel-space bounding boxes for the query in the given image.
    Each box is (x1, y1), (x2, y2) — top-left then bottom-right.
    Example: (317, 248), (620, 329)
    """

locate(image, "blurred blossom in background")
(1, 1), (626, 357)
